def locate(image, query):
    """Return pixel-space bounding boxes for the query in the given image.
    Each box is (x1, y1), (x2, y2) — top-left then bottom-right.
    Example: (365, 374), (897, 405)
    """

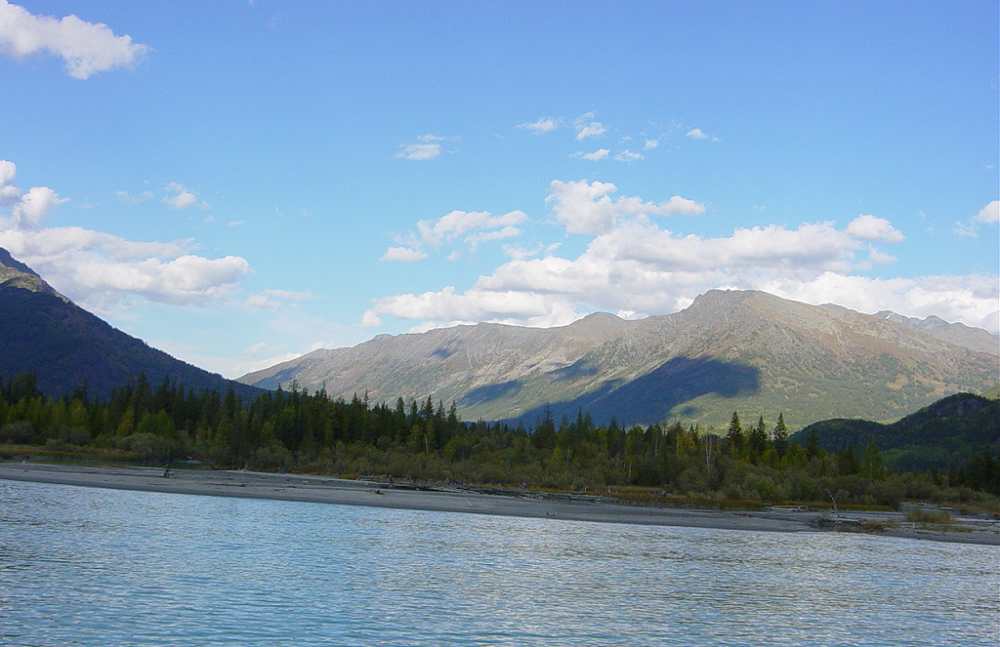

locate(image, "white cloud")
(517, 117), (559, 134)
(363, 181), (997, 334)
(0, 0), (149, 79)
(416, 209), (526, 247)
(363, 286), (581, 329)
(686, 128), (709, 140)
(578, 148), (609, 161)
(0, 227), (249, 306)
(0, 184), (18, 204)
(574, 113), (606, 140)
(614, 150), (644, 162)
(643, 139), (659, 150)
(381, 208), (528, 262)
(502, 242), (560, 260)
(381, 246), (427, 263)
(546, 179), (704, 235)
(11, 186), (67, 228)
(465, 225), (521, 248)
(245, 289), (312, 310)
(365, 228), (996, 333)
(846, 214), (904, 243)
(975, 200), (999, 224)
(0, 159), (16, 186)
(0, 162), (69, 228)
(865, 245), (897, 266)
(952, 201), (1000, 238)
(163, 181), (202, 209)
(395, 134), (447, 161)
(576, 122), (607, 140)
(0, 159), (20, 205)
(0, 162), (251, 307)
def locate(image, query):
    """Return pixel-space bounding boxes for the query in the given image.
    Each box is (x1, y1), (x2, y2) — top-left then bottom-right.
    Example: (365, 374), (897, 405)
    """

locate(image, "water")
(0, 480), (997, 646)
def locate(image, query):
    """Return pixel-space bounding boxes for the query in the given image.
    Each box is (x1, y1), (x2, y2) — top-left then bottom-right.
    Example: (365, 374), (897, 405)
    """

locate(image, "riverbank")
(2, 462), (998, 545)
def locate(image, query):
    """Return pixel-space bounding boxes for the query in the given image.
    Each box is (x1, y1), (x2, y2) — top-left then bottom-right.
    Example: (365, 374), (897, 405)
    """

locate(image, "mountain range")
(240, 289), (999, 429)
(0, 248), (259, 400)
(3, 246), (996, 429)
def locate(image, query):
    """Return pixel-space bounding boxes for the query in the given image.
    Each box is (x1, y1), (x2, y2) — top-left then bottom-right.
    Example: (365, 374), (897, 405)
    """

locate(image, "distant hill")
(0, 248), (260, 400)
(240, 289), (999, 429)
(871, 309), (999, 356)
(792, 393), (1000, 470)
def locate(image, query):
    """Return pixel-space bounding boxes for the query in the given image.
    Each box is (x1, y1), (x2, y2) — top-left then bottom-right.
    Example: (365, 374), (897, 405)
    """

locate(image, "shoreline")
(2, 462), (998, 545)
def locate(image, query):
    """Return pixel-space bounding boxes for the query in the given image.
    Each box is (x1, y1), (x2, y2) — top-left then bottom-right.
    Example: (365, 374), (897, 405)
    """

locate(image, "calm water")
(0, 480), (997, 646)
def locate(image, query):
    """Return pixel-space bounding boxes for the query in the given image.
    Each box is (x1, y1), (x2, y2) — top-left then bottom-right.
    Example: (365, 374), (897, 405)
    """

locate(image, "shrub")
(0, 421), (36, 444)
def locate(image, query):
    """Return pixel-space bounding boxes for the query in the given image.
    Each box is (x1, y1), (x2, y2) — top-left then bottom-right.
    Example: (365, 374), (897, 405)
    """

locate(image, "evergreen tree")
(726, 411), (743, 454)
(773, 412), (789, 457)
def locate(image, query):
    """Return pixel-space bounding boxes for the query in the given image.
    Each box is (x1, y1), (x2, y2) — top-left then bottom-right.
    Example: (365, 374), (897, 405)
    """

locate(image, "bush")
(251, 444), (293, 471)
(121, 433), (179, 463)
(0, 421), (36, 444)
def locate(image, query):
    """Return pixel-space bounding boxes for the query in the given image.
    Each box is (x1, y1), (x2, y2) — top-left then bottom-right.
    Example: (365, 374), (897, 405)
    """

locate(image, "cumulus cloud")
(546, 179), (704, 235)
(578, 148), (609, 161)
(362, 182), (997, 333)
(0, 225), (249, 305)
(381, 246), (428, 263)
(517, 117), (559, 134)
(975, 200), (999, 224)
(952, 200), (1000, 238)
(162, 182), (202, 209)
(643, 139), (659, 150)
(0, 162), (251, 307)
(11, 186), (66, 227)
(0, 0), (149, 79)
(0, 160), (20, 204)
(686, 128), (709, 140)
(395, 134), (447, 161)
(846, 214), (904, 243)
(0, 163), (68, 228)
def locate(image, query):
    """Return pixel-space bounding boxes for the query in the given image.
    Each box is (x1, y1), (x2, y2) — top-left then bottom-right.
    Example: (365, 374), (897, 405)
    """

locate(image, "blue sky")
(1, 0), (998, 377)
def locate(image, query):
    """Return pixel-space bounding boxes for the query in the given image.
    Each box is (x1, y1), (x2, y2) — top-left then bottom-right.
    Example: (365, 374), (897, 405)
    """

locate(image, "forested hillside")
(2, 373), (996, 504)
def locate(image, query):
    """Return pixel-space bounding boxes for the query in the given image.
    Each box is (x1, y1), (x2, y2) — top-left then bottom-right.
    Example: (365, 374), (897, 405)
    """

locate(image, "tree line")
(1, 373), (996, 505)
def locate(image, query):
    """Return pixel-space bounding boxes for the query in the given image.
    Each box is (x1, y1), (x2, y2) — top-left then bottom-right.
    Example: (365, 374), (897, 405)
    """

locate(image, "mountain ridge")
(240, 289), (999, 429)
(0, 248), (260, 400)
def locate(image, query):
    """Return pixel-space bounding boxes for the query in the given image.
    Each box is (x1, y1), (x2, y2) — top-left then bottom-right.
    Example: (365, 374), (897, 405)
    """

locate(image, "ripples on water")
(0, 480), (997, 646)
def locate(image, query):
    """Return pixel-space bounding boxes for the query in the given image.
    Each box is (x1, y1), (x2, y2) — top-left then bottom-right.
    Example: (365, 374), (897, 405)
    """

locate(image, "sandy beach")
(2, 462), (998, 545)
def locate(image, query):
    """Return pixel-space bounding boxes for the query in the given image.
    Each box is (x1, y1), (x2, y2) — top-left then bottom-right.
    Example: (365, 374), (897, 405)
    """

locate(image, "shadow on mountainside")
(510, 356), (761, 427)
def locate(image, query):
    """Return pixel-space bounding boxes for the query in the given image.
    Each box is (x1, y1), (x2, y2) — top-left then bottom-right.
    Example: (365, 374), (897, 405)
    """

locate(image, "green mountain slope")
(792, 393), (1000, 470)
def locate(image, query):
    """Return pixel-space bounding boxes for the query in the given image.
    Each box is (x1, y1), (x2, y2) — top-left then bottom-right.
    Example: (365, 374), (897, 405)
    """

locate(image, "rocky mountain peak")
(0, 247), (64, 299)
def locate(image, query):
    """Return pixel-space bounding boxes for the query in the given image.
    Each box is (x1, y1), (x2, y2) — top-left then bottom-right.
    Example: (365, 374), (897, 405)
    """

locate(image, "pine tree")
(726, 411), (743, 454)
(773, 413), (789, 457)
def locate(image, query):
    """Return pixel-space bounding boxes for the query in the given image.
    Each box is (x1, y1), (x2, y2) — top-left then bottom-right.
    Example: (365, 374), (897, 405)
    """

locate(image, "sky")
(1, 0), (998, 378)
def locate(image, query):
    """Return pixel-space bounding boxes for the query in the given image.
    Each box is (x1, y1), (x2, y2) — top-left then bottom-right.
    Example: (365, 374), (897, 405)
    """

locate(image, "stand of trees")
(1, 374), (996, 506)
